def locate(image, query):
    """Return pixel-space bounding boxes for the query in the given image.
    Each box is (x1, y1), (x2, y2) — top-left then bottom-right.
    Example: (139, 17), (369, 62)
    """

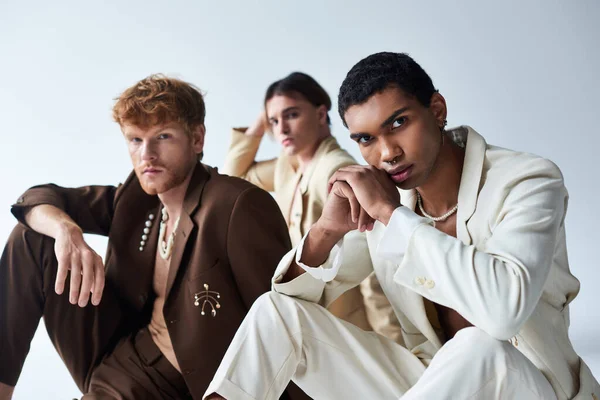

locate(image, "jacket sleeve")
(382, 158), (568, 340)
(272, 229), (375, 308)
(226, 186), (292, 308)
(222, 128), (276, 192)
(11, 183), (120, 236)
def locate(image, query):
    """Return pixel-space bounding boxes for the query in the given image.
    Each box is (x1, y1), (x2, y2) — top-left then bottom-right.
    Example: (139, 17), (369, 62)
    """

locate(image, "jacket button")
(424, 279), (435, 289)
(414, 277), (425, 286)
(169, 319), (177, 325)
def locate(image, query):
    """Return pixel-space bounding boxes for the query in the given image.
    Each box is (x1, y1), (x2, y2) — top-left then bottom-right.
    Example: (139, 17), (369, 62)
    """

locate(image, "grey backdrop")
(1, 1), (598, 398)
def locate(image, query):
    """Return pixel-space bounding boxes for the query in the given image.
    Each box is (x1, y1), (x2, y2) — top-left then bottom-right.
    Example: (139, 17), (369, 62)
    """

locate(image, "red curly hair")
(112, 74), (205, 133)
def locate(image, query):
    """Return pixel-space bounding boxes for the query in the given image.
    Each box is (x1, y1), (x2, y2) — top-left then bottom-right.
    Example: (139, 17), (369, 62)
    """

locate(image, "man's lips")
(143, 167), (163, 174)
(281, 138), (294, 147)
(387, 164), (413, 183)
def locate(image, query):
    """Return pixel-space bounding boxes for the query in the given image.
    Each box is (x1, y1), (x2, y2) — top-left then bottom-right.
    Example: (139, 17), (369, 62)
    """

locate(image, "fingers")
(328, 168), (363, 195)
(69, 254), (82, 305)
(335, 179), (375, 231)
(55, 254), (69, 295)
(91, 256), (105, 306)
(329, 168), (368, 194)
(78, 250), (94, 307)
(358, 207), (376, 232)
(55, 232), (103, 307)
(367, 220), (376, 231)
(334, 181), (360, 223)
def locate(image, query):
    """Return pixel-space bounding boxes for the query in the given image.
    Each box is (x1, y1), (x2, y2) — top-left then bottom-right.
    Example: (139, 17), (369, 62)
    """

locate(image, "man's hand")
(317, 180), (376, 237)
(23, 204), (106, 307)
(54, 224), (105, 307)
(284, 181), (373, 281)
(328, 165), (401, 226)
(245, 111), (270, 137)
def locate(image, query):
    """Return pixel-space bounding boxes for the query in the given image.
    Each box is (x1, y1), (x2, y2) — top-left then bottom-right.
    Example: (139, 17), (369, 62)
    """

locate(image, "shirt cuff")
(376, 207), (431, 262)
(294, 229), (344, 282)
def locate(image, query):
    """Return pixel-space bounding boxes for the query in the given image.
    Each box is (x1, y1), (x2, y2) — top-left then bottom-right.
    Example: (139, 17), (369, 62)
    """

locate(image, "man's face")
(344, 86), (446, 190)
(122, 121), (205, 195)
(266, 94), (327, 157)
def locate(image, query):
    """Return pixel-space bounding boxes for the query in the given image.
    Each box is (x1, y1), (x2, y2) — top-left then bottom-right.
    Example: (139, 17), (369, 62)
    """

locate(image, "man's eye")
(158, 133), (170, 139)
(131, 138), (142, 143)
(391, 117), (406, 129)
(356, 135), (372, 144)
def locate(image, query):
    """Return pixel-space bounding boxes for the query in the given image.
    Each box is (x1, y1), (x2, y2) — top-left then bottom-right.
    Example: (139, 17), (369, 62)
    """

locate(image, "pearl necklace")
(416, 192), (458, 225)
(158, 207), (180, 260)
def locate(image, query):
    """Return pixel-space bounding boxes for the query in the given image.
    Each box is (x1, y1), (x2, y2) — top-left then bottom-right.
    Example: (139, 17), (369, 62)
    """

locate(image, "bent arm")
(222, 128), (276, 192)
(11, 183), (118, 236)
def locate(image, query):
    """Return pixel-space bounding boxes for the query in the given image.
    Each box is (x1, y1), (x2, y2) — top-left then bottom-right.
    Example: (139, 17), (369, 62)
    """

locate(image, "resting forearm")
(282, 224), (343, 283)
(24, 204), (81, 239)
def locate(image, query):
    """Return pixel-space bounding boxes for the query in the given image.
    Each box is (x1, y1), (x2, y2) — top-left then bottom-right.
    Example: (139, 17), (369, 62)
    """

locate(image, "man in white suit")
(205, 52), (599, 399)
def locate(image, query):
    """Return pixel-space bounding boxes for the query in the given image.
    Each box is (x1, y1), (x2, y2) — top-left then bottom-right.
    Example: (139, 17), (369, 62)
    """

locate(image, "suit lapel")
(455, 127), (487, 245)
(299, 136), (339, 194)
(164, 163), (210, 299)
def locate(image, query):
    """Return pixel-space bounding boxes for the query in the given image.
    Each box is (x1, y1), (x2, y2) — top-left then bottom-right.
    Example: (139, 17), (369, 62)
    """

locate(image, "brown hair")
(112, 74), (206, 133)
(265, 72), (331, 125)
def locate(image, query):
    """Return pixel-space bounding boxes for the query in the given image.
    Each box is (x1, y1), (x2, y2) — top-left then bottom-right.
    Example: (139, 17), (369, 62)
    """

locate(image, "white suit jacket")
(272, 126), (599, 400)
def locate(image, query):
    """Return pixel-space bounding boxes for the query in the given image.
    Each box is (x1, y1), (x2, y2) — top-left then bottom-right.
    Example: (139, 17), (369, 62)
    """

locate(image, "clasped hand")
(318, 165), (401, 237)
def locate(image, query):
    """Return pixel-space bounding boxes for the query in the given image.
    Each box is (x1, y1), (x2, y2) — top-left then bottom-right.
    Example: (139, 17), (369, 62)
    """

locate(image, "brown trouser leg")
(84, 327), (192, 400)
(0, 223), (126, 391)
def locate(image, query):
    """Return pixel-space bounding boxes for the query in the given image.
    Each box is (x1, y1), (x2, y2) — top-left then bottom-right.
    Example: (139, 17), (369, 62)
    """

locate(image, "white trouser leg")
(205, 292), (556, 400)
(403, 327), (557, 399)
(204, 291), (426, 400)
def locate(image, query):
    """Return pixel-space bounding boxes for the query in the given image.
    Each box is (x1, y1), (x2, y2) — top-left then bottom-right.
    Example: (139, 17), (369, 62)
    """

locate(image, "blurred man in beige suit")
(207, 53), (599, 399)
(223, 72), (400, 339)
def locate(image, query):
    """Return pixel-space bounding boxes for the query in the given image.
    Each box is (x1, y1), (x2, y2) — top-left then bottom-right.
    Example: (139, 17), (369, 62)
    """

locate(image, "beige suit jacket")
(273, 126), (599, 399)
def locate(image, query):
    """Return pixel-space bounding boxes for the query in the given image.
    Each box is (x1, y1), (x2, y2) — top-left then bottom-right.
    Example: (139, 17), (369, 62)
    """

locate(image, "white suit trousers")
(205, 292), (556, 400)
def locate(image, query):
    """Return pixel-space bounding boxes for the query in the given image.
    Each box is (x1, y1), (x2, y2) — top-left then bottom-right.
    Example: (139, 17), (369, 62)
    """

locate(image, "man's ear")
(192, 124), (206, 155)
(429, 92), (448, 127)
(317, 105), (328, 126)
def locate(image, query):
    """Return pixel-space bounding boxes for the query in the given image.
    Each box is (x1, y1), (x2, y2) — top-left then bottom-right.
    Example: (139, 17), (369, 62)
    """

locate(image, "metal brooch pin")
(193, 284), (221, 317)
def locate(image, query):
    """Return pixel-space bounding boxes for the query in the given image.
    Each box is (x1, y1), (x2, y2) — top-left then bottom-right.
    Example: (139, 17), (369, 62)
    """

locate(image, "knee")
(249, 291), (302, 324)
(6, 223), (52, 249)
(454, 327), (508, 357)
(253, 291), (296, 312)
(4, 223), (56, 279)
(6, 223), (29, 245)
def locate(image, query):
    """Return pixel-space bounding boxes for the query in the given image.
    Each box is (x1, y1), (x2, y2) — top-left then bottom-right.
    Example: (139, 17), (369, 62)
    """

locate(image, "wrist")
(312, 220), (345, 244)
(246, 121), (266, 137)
(379, 202), (400, 226)
(299, 224), (341, 268)
(57, 220), (82, 239)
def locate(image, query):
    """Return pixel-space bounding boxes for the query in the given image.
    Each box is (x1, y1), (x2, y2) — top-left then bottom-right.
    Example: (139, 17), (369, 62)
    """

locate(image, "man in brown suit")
(0, 75), (307, 399)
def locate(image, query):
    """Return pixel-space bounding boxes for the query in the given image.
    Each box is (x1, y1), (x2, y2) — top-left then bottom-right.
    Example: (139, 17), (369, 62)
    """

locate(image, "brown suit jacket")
(11, 163), (307, 399)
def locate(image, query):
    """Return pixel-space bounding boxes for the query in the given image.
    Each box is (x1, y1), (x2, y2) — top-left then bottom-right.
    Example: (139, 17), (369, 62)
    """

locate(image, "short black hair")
(265, 72), (332, 125)
(338, 52), (437, 127)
